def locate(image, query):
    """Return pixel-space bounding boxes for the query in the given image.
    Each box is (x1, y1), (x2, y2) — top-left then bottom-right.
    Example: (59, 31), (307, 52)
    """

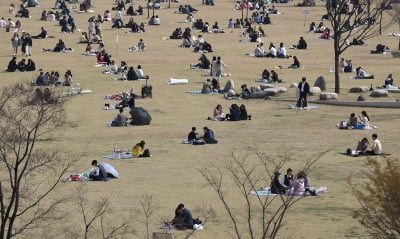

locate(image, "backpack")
(193, 218), (202, 225)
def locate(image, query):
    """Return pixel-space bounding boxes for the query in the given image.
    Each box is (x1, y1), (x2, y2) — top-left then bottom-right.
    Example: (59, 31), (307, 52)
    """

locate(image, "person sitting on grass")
(6, 56), (18, 72)
(201, 127), (218, 144)
(366, 133), (382, 155)
(356, 137), (369, 155)
(89, 160), (107, 181)
(354, 67), (374, 79)
(348, 113), (358, 127)
(187, 126), (202, 144)
(209, 104), (225, 121)
(270, 171), (287, 194)
(117, 108), (128, 126)
(291, 36), (307, 49)
(172, 204), (193, 230)
(132, 140), (150, 157)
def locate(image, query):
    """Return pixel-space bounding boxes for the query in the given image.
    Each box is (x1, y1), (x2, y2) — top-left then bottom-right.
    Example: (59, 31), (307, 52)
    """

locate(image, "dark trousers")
(297, 93), (308, 107)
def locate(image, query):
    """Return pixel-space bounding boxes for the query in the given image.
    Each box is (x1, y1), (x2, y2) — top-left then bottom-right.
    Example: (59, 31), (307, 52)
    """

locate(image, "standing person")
(21, 33), (32, 56)
(64, 70), (73, 86)
(297, 77), (310, 107)
(68, 15), (76, 33)
(11, 33), (21, 56)
(88, 16), (95, 39)
(137, 38), (145, 51)
(89, 160), (108, 181)
(366, 134), (382, 155)
(114, 9), (123, 28)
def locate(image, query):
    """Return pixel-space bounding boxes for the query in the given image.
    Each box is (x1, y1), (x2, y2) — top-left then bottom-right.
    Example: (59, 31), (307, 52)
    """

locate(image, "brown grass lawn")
(1, 0), (400, 238)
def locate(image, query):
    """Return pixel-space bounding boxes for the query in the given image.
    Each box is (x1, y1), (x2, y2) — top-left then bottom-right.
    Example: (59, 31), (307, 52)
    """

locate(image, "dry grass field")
(1, 0), (400, 238)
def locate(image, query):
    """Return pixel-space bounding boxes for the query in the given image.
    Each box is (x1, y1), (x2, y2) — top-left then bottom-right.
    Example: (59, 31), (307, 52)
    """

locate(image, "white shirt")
(268, 47), (276, 57)
(254, 46), (264, 56)
(278, 47), (286, 57)
(0, 19), (6, 28)
(136, 69), (144, 77)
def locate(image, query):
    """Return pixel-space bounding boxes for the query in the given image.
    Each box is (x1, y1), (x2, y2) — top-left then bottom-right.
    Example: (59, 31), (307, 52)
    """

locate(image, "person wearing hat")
(270, 171), (286, 194)
(132, 140), (150, 157)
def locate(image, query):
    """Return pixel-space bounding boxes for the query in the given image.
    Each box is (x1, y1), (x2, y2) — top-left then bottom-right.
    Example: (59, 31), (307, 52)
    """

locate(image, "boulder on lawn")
(259, 83), (275, 90)
(290, 83), (298, 88)
(309, 86), (321, 95)
(314, 76), (326, 91)
(370, 89), (388, 97)
(349, 86), (369, 93)
(357, 95), (366, 101)
(320, 92), (338, 100)
(263, 88), (279, 96)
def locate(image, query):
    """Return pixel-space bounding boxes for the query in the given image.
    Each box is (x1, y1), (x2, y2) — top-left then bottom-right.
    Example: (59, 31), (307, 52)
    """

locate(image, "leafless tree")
(387, 3), (400, 49)
(326, 0), (394, 93)
(183, 204), (217, 239)
(138, 194), (158, 239)
(199, 147), (326, 239)
(0, 82), (77, 239)
(349, 156), (400, 239)
(73, 186), (134, 239)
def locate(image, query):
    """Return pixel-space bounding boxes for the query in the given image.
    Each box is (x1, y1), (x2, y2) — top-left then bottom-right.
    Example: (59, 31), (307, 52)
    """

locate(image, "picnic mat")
(186, 90), (222, 95)
(103, 153), (134, 159)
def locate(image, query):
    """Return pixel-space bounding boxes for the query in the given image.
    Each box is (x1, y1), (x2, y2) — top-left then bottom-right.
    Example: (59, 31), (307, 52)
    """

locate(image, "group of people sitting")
(254, 42), (290, 58)
(208, 103), (251, 121)
(187, 126), (218, 144)
(338, 58), (353, 73)
(270, 168), (316, 196)
(370, 44), (390, 54)
(347, 133), (382, 156)
(260, 68), (280, 82)
(35, 69), (73, 86)
(340, 111), (372, 129)
(6, 56), (36, 72)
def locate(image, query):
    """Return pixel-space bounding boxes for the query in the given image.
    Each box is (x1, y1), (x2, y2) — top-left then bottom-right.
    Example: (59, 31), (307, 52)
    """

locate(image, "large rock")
(263, 88), (279, 96)
(370, 89), (388, 97)
(349, 86), (369, 93)
(290, 83), (298, 88)
(275, 87), (287, 93)
(250, 91), (270, 98)
(259, 83), (275, 90)
(314, 76), (326, 91)
(357, 95), (366, 101)
(320, 92), (338, 100)
(309, 86), (321, 95)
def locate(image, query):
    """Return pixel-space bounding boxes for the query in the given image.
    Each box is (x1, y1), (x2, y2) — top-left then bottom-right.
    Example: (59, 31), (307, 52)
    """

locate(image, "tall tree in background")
(326, 0), (394, 93)
(0, 82), (75, 239)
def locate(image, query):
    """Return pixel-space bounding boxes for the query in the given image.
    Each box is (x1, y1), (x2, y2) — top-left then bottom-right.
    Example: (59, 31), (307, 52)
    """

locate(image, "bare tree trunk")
(334, 39), (341, 93)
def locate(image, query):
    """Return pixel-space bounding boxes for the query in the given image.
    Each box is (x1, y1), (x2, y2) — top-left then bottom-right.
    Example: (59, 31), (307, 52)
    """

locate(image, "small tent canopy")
(130, 107), (152, 126)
